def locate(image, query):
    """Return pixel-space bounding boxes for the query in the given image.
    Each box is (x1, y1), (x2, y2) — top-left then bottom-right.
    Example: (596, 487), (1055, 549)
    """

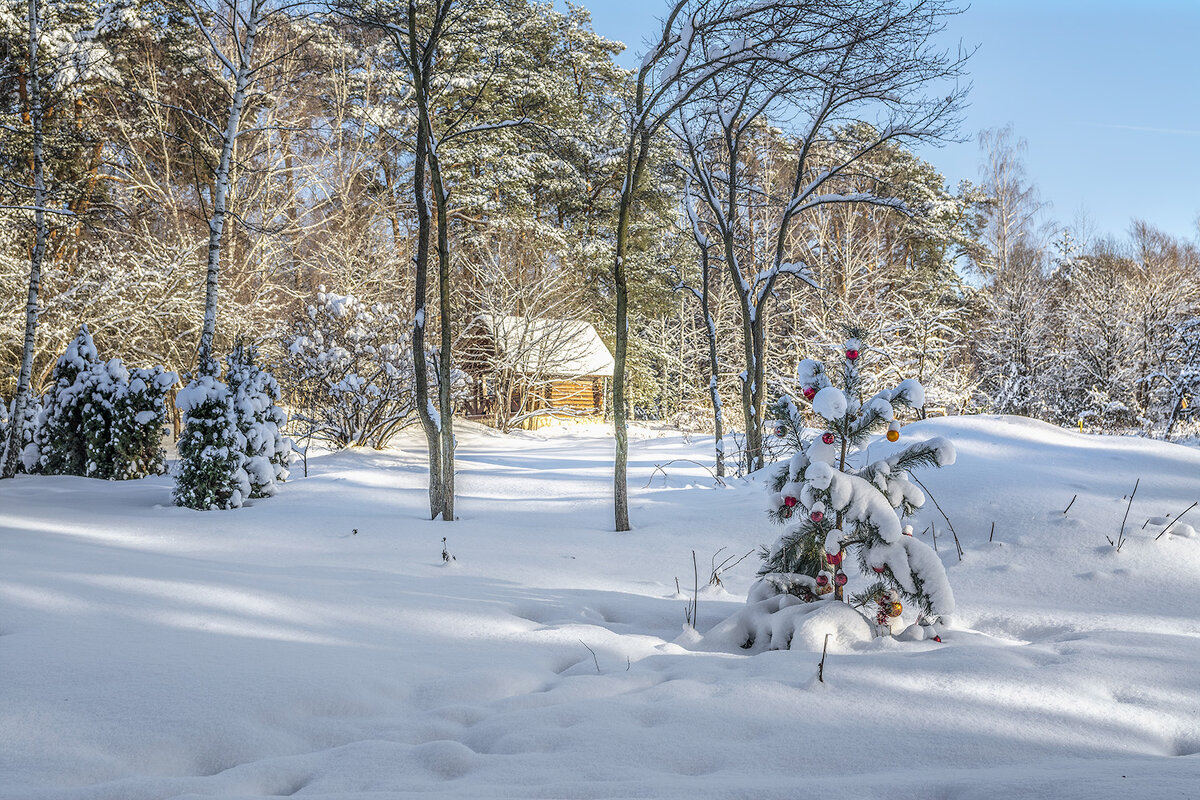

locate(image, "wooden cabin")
(459, 315), (614, 428)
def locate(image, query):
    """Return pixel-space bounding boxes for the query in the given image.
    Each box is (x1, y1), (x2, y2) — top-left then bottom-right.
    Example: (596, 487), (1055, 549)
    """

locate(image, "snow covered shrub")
(227, 341), (291, 497)
(32, 326), (177, 480)
(81, 358), (128, 480)
(4, 395), (43, 473)
(173, 374), (250, 510)
(110, 367), (176, 479)
(279, 288), (419, 449)
(35, 325), (100, 475)
(746, 330), (956, 649)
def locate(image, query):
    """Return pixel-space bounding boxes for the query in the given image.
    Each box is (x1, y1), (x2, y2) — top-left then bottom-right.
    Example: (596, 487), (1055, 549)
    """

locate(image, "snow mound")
(696, 595), (872, 653)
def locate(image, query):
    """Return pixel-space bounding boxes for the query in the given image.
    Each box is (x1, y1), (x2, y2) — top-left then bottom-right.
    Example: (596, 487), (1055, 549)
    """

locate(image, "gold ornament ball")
(886, 429), (899, 442)
(887, 601), (903, 617)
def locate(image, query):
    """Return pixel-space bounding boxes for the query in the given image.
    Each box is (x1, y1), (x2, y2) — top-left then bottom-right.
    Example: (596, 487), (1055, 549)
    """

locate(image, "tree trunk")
(2, 0), (48, 479)
(406, 5), (443, 520)
(612, 130), (649, 532)
(428, 147), (455, 522)
(196, 1), (260, 377)
(699, 248), (724, 478)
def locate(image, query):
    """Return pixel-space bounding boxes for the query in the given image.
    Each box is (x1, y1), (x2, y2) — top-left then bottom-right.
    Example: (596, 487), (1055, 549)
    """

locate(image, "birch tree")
(1, 0), (50, 477)
(183, 0), (274, 375)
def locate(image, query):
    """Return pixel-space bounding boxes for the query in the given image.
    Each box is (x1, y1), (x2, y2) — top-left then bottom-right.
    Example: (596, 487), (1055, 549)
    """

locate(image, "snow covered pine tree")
(110, 367), (177, 479)
(226, 340), (290, 497)
(35, 324), (101, 475)
(32, 325), (176, 480)
(173, 371), (250, 511)
(746, 331), (956, 648)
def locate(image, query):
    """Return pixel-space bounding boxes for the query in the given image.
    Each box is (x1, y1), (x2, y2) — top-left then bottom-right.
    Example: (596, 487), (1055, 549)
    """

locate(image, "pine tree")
(226, 341), (289, 498)
(173, 373), (249, 510)
(35, 325), (100, 475)
(758, 329), (956, 637)
(111, 366), (177, 479)
(81, 358), (127, 479)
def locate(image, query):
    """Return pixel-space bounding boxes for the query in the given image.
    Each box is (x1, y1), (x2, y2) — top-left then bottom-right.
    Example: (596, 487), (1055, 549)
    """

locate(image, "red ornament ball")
(834, 572), (848, 586)
(846, 349), (859, 361)
(783, 495), (798, 508)
(826, 552), (842, 566)
(802, 386), (816, 400)
(810, 510), (824, 523)
(821, 431), (835, 445)
(815, 573), (829, 587)
(872, 565), (886, 574)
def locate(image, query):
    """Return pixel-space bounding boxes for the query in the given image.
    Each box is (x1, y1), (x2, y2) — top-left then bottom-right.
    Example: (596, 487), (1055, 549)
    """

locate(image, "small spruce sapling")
(5, 395), (42, 473)
(756, 329), (956, 636)
(226, 341), (291, 497)
(111, 367), (177, 479)
(81, 359), (128, 479)
(36, 325), (100, 475)
(173, 372), (250, 510)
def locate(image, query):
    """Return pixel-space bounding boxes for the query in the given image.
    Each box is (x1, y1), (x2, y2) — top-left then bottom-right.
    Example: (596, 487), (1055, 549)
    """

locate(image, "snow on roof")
(475, 314), (614, 378)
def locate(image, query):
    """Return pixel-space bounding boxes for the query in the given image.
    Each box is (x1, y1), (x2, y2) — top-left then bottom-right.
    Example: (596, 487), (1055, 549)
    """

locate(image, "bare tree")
(974, 125), (1047, 278)
(610, 0), (817, 530)
(676, 178), (727, 476)
(672, 1), (966, 474)
(2, 0), (51, 478)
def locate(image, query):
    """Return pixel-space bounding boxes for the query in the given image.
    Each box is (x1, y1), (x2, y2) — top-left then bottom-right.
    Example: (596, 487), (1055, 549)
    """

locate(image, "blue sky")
(577, 0), (1200, 244)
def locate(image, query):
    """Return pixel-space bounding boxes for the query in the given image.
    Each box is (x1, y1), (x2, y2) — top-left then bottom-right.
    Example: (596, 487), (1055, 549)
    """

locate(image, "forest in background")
(3, 0), (1198, 473)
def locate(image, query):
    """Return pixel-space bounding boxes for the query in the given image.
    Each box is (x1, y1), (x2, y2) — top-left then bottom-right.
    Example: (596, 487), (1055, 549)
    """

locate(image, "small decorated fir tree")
(756, 329), (956, 638)
(226, 341), (291, 498)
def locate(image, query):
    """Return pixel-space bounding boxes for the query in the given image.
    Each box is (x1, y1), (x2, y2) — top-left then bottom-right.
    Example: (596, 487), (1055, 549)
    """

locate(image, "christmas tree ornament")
(845, 349), (859, 361)
(774, 424), (786, 436)
(887, 420), (900, 442)
(872, 565), (886, 574)
(803, 386), (816, 400)
(810, 510), (824, 523)
(783, 495), (797, 508)
(822, 431), (835, 445)
(815, 572), (830, 587)
(887, 601), (903, 617)
(834, 571), (847, 586)
(826, 551), (842, 566)
(781, 507), (792, 519)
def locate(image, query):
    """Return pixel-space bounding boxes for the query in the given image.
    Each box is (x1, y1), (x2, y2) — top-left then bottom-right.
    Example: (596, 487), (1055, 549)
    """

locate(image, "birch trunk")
(2, 0), (48, 479)
(195, 0), (261, 377)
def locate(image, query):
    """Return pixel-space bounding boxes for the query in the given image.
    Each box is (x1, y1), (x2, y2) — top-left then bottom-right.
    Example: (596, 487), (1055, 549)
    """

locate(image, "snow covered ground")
(2, 415), (1199, 799)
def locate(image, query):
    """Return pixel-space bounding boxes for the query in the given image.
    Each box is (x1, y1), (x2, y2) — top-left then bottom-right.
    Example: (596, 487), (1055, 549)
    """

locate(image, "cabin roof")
(472, 314), (614, 378)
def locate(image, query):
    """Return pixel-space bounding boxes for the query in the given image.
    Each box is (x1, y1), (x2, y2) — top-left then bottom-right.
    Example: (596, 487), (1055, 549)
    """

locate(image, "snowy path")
(2, 418), (1199, 799)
